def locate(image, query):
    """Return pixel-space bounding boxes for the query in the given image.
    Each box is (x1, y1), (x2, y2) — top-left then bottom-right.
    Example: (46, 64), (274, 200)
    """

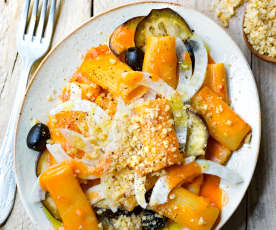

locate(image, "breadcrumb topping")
(244, 0), (276, 58)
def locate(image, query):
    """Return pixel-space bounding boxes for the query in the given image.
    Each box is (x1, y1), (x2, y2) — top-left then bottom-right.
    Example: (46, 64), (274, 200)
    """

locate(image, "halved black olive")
(27, 123), (50, 152)
(125, 47), (144, 71)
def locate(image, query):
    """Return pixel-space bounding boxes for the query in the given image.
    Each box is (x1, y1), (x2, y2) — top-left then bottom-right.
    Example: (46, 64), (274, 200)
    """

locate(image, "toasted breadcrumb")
(212, 0), (244, 27)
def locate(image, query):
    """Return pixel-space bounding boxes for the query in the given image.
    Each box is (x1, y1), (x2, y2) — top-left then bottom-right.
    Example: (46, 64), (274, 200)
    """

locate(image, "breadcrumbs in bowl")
(243, 0), (276, 58)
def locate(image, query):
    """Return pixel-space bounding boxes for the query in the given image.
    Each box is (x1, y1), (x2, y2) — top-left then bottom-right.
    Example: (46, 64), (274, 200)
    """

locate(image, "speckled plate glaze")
(15, 2), (261, 230)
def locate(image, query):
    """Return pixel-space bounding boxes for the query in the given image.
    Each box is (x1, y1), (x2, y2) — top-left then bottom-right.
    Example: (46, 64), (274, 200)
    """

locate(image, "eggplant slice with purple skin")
(109, 16), (144, 56)
(43, 193), (62, 221)
(36, 151), (61, 221)
(185, 110), (209, 157)
(36, 149), (50, 177)
(135, 8), (193, 52)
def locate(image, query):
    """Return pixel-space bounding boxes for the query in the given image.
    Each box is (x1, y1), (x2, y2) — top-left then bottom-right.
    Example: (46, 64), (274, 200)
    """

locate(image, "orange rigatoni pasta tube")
(78, 45), (147, 103)
(143, 36), (178, 88)
(187, 175), (204, 195)
(135, 99), (183, 175)
(204, 63), (233, 164)
(165, 162), (202, 191)
(200, 175), (223, 211)
(40, 162), (99, 230)
(204, 63), (229, 103)
(191, 87), (251, 151)
(206, 137), (232, 165)
(153, 187), (219, 230)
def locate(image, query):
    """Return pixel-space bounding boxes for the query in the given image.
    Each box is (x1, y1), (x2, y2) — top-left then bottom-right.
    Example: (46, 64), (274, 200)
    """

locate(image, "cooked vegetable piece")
(95, 91), (117, 117)
(176, 37), (208, 102)
(185, 40), (195, 70)
(152, 187), (219, 230)
(208, 55), (215, 64)
(36, 150), (50, 176)
(27, 123), (50, 152)
(206, 137), (232, 165)
(204, 63), (229, 103)
(125, 47), (144, 71)
(42, 193), (61, 221)
(109, 16), (144, 56)
(135, 8), (192, 51)
(150, 162), (202, 205)
(186, 110), (208, 156)
(176, 39), (192, 82)
(191, 87), (251, 151)
(78, 45), (148, 103)
(139, 72), (176, 98)
(169, 94), (188, 151)
(143, 36), (178, 88)
(86, 184), (105, 205)
(43, 206), (62, 230)
(200, 175), (223, 210)
(186, 175), (204, 195)
(40, 162), (99, 230)
(134, 99), (183, 175)
(196, 159), (243, 184)
(61, 82), (101, 103)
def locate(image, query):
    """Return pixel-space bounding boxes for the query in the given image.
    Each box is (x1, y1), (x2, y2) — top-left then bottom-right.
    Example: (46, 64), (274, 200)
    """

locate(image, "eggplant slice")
(36, 151), (61, 220)
(185, 110), (208, 156)
(109, 16), (144, 56)
(135, 8), (192, 51)
(42, 193), (62, 221)
(36, 150), (50, 177)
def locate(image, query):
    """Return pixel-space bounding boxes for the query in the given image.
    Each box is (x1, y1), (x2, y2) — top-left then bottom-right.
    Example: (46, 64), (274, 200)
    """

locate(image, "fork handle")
(0, 60), (33, 225)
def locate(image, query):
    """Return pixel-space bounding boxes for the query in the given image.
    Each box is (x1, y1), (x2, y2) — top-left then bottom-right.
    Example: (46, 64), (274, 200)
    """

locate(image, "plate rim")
(14, 1), (261, 229)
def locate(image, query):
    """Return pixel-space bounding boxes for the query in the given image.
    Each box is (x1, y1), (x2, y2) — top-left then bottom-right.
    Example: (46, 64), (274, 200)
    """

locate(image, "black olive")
(184, 41), (195, 71)
(142, 210), (167, 230)
(125, 47), (144, 71)
(94, 207), (132, 219)
(27, 123), (50, 152)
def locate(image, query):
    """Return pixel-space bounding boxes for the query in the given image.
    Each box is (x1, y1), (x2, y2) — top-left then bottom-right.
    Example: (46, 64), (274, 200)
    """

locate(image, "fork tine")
(19, 0), (31, 39)
(45, 0), (56, 40)
(28, 0), (39, 37)
(36, 0), (48, 40)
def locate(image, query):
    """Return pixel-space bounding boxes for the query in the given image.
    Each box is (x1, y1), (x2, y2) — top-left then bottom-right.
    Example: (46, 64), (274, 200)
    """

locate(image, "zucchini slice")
(109, 16), (144, 56)
(42, 193), (61, 221)
(135, 8), (192, 51)
(186, 110), (208, 156)
(36, 150), (50, 177)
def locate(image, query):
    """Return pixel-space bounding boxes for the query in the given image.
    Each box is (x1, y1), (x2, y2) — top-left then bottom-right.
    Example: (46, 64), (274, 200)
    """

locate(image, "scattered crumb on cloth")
(212, 0), (244, 27)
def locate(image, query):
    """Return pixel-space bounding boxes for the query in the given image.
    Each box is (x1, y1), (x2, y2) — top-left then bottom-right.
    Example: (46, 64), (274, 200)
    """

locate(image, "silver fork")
(0, 0), (56, 224)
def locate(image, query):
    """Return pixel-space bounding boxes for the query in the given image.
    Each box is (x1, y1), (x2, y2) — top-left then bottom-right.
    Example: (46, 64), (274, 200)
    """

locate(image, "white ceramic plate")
(15, 2), (261, 230)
